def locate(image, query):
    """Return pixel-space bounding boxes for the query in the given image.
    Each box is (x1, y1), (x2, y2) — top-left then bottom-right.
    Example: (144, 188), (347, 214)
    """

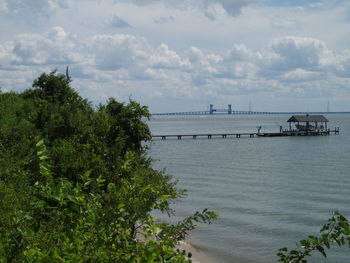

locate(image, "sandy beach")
(178, 240), (211, 263)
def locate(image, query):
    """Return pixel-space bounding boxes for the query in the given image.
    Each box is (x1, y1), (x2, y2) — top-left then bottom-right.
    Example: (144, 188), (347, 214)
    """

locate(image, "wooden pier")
(152, 129), (340, 140)
(152, 115), (341, 140)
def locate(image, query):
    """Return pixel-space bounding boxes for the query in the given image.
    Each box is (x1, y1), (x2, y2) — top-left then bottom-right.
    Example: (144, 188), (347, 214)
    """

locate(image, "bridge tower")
(228, 104), (232, 114)
(210, 104), (214, 114)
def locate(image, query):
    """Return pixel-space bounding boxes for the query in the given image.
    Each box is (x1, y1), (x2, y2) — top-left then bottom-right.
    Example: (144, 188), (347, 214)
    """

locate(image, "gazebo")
(287, 114), (329, 131)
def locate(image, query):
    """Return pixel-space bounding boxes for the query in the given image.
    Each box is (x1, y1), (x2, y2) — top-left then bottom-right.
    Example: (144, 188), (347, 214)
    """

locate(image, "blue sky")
(0, 0), (350, 112)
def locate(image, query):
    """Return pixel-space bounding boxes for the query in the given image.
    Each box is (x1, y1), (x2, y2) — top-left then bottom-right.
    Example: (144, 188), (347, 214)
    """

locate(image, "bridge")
(152, 104), (350, 116)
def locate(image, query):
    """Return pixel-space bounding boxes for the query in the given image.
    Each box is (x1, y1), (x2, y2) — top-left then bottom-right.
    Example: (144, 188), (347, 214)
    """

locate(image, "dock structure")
(152, 129), (340, 140)
(287, 114), (329, 131)
(152, 114), (340, 140)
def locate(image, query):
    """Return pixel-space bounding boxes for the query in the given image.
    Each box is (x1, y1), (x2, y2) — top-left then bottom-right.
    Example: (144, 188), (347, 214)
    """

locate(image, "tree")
(0, 71), (218, 262)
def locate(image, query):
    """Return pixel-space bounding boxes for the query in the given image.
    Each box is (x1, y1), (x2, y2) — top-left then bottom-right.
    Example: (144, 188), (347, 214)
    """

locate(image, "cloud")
(90, 34), (150, 71)
(281, 68), (324, 82)
(0, 0), (349, 112)
(151, 44), (190, 69)
(216, 0), (260, 16)
(331, 50), (350, 78)
(186, 46), (223, 84)
(8, 27), (83, 66)
(3, 31), (349, 85)
(1, 0), (70, 15)
(1, 27), (350, 110)
(256, 36), (350, 85)
(228, 44), (255, 61)
(110, 15), (132, 28)
(271, 17), (301, 30)
(204, 11), (216, 20)
(0, 42), (15, 68)
(309, 2), (325, 8)
(266, 37), (328, 70)
(0, 0), (261, 18)
(112, 0), (261, 16)
(0, 1), (7, 12)
(153, 16), (175, 24)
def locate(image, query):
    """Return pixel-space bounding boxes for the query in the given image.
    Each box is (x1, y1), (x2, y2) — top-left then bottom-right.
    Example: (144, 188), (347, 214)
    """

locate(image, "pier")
(152, 114), (340, 140)
(152, 129), (340, 140)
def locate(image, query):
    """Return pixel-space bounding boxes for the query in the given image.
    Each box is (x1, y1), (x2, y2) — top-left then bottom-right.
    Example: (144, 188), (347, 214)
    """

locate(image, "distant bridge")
(152, 104), (350, 116)
(152, 111), (350, 116)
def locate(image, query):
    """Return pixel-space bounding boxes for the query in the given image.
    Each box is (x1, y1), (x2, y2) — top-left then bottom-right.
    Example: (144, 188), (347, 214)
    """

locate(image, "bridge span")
(152, 104), (350, 116)
(152, 110), (350, 116)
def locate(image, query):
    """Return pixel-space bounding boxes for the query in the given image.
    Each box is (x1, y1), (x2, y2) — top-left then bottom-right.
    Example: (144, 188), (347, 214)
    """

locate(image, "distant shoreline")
(152, 111), (350, 116)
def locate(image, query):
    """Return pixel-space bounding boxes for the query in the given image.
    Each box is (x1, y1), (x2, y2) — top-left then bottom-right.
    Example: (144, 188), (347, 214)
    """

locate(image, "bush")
(0, 71), (218, 262)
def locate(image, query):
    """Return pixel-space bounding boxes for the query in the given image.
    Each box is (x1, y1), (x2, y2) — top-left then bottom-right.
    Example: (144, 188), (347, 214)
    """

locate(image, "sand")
(178, 240), (210, 263)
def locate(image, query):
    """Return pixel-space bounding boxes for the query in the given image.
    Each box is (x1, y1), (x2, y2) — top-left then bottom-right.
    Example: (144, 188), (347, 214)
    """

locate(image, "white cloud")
(8, 27), (83, 66)
(331, 51), (350, 77)
(91, 34), (150, 71)
(0, 42), (16, 67)
(112, 0), (261, 16)
(151, 44), (190, 69)
(228, 44), (255, 61)
(1, 26), (350, 111)
(1, 0), (70, 14)
(266, 37), (328, 70)
(281, 68), (324, 82)
(255, 36), (350, 82)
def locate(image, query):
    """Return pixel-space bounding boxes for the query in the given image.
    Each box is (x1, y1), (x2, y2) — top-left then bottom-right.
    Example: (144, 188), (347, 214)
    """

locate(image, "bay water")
(147, 114), (350, 263)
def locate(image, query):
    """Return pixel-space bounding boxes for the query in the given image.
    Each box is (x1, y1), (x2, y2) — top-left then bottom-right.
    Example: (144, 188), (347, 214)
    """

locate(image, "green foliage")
(277, 211), (350, 263)
(29, 70), (79, 105)
(0, 71), (217, 262)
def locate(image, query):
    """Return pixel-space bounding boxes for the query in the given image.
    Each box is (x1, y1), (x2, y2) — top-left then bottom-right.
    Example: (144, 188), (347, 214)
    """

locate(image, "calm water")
(147, 114), (350, 263)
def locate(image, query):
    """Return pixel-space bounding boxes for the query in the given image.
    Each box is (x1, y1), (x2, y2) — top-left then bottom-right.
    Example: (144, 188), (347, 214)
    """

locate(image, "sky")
(1, 0), (350, 112)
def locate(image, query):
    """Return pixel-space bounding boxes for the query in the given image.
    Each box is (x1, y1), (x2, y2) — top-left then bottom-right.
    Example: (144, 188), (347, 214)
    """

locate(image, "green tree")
(0, 71), (218, 263)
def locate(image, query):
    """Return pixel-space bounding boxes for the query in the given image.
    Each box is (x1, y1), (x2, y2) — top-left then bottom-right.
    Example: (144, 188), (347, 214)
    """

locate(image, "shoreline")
(178, 240), (211, 263)
(136, 228), (211, 263)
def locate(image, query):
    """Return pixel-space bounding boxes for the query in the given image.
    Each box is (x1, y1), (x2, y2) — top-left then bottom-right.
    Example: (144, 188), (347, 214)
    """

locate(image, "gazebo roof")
(287, 115), (329, 123)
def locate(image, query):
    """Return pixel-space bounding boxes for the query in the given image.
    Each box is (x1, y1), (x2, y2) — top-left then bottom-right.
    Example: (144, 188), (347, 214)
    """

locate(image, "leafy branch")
(277, 211), (350, 263)
(155, 209), (219, 243)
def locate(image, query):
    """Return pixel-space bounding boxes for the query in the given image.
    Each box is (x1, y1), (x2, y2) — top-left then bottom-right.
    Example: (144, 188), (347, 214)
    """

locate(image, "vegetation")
(2, 71), (347, 263)
(277, 211), (350, 263)
(0, 71), (218, 263)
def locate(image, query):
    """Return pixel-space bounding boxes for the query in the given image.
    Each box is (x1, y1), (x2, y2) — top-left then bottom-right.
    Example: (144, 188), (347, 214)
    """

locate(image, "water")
(147, 114), (350, 263)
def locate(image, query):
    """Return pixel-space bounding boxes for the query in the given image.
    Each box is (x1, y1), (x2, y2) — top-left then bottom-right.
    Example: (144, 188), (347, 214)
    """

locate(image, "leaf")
(320, 224), (330, 232)
(316, 246), (327, 258)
